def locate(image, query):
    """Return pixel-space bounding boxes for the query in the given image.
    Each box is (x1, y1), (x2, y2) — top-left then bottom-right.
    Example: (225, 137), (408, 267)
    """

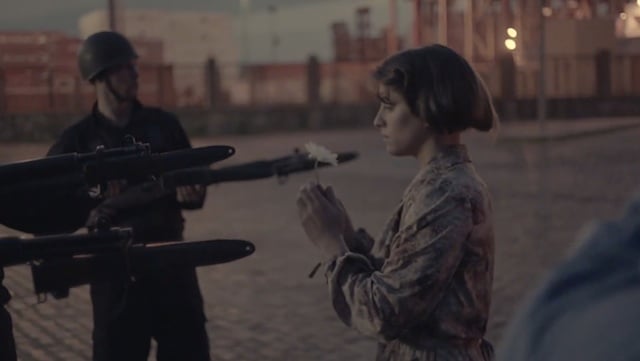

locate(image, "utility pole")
(412, 0), (423, 47)
(240, 0), (251, 65)
(438, 0), (447, 45)
(268, 5), (279, 62)
(538, 0), (546, 133)
(388, 0), (399, 54)
(108, 0), (117, 31)
(464, 0), (473, 60)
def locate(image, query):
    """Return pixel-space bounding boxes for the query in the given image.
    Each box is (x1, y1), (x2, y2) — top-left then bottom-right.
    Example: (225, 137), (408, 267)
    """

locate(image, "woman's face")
(373, 84), (430, 157)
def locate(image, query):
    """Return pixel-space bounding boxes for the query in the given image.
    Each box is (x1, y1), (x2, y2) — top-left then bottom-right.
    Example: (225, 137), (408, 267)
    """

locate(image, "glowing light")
(542, 7), (552, 17)
(620, 12), (628, 20)
(507, 27), (518, 38)
(505, 39), (517, 51)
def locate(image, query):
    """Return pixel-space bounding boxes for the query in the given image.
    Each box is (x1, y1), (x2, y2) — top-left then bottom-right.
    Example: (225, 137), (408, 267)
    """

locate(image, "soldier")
(47, 31), (210, 361)
(497, 190), (640, 361)
(297, 45), (497, 361)
(0, 269), (16, 361)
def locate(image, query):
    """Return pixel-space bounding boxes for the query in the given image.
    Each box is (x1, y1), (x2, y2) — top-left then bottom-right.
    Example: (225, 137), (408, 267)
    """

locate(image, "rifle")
(0, 137), (235, 196)
(30, 238), (254, 300)
(0, 138), (236, 234)
(162, 149), (359, 187)
(0, 228), (132, 267)
(0, 136), (149, 186)
(0, 230), (255, 301)
(79, 149), (360, 216)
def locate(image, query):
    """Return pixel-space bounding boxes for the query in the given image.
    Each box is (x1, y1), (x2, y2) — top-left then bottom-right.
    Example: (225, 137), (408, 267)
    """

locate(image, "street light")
(505, 39), (517, 50)
(505, 27), (517, 51)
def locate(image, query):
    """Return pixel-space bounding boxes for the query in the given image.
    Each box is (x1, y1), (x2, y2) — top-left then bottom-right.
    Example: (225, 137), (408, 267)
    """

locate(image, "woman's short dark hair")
(373, 44), (498, 133)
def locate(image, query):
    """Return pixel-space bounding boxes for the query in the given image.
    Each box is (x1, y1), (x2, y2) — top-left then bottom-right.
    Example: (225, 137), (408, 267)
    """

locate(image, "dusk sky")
(0, 0), (416, 63)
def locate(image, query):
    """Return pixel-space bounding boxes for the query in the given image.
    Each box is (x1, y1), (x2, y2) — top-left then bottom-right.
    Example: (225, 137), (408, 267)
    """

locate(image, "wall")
(3, 98), (640, 142)
(0, 103), (378, 142)
(546, 18), (616, 56)
(0, 64), (176, 114)
(78, 9), (239, 107)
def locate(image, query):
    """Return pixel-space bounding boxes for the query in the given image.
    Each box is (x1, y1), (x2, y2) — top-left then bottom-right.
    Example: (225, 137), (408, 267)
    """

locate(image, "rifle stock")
(0, 229), (133, 267)
(0, 143), (236, 234)
(30, 239), (255, 299)
(0, 145), (235, 197)
(64, 150), (361, 213)
(0, 141), (149, 186)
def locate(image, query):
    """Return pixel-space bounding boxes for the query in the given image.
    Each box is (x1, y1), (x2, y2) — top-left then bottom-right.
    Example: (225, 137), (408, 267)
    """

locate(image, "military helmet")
(78, 31), (138, 81)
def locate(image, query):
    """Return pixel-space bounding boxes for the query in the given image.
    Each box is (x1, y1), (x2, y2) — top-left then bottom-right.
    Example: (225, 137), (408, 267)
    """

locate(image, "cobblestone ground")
(1, 124), (639, 360)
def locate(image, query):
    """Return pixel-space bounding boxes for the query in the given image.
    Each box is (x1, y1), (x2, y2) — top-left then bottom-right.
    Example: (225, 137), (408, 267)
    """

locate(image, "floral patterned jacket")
(325, 145), (495, 361)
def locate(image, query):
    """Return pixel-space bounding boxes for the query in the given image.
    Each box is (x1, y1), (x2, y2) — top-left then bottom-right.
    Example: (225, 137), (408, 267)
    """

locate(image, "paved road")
(1, 124), (639, 360)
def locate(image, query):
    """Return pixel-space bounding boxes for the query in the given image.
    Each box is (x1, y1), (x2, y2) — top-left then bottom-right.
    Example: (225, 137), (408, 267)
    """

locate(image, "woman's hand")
(322, 185), (356, 246)
(103, 180), (127, 198)
(297, 182), (348, 259)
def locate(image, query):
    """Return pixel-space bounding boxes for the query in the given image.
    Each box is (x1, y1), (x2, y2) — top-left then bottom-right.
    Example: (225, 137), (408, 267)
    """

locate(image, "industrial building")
(78, 7), (239, 108)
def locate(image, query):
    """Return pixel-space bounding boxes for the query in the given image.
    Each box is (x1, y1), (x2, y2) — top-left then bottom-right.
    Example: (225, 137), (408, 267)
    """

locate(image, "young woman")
(297, 44), (497, 361)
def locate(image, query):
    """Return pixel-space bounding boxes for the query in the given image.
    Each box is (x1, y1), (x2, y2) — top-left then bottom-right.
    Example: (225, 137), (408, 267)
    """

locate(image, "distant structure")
(617, 1), (640, 38)
(406, 0), (627, 63)
(78, 8), (240, 107)
(331, 6), (400, 62)
(0, 31), (166, 114)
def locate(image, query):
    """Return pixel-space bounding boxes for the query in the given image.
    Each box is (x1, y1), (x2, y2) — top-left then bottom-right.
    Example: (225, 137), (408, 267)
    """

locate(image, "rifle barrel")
(84, 145), (235, 184)
(163, 151), (359, 187)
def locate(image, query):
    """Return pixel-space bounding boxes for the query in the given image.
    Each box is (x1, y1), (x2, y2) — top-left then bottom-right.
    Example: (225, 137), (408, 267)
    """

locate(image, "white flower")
(304, 142), (338, 166)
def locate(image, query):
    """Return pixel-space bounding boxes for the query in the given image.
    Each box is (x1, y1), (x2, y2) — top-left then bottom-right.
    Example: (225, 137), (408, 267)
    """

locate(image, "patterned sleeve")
(307, 228), (376, 279)
(324, 190), (472, 342)
(347, 228), (375, 255)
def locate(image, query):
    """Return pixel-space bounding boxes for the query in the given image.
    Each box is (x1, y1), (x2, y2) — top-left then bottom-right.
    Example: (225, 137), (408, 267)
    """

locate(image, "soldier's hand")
(86, 205), (117, 231)
(177, 185), (206, 209)
(103, 180), (127, 198)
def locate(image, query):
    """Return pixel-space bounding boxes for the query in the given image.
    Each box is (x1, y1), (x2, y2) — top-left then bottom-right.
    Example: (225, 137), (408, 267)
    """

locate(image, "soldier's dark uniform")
(47, 31), (210, 361)
(0, 270), (16, 361)
(48, 102), (210, 361)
